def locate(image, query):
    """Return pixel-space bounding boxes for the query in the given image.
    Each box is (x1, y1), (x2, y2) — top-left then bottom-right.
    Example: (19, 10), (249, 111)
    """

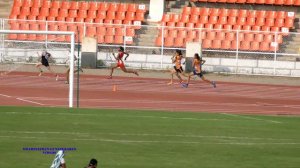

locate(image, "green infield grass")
(0, 106), (300, 168)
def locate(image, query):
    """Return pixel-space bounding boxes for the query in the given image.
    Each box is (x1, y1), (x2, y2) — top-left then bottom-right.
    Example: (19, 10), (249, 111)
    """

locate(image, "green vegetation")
(0, 106), (300, 168)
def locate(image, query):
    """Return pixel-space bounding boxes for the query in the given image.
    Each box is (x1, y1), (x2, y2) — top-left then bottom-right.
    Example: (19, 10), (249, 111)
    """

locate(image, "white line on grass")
(0, 135), (299, 145)
(15, 98), (45, 105)
(2, 111), (285, 124)
(221, 113), (282, 124)
(0, 130), (294, 141)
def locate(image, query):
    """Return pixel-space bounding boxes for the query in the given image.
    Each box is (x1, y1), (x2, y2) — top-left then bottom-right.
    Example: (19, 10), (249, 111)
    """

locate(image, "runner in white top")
(65, 50), (83, 84)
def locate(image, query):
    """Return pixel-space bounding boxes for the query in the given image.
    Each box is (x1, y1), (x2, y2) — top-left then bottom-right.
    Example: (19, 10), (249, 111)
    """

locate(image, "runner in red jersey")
(107, 46), (139, 79)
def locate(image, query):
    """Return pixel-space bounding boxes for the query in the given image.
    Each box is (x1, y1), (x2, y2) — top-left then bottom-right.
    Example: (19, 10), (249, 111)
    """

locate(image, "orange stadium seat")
(114, 35), (124, 44)
(97, 35), (104, 43)
(118, 3), (128, 12)
(218, 17), (227, 25)
(254, 33), (264, 42)
(80, 1), (89, 10)
(191, 7), (201, 15)
(155, 36), (162, 46)
(260, 42), (270, 51)
(208, 16), (218, 24)
(135, 12), (145, 21)
(42, 0), (51, 8)
(216, 31), (225, 40)
(49, 8), (59, 17)
(99, 2), (109, 11)
(248, 10), (257, 18)
(174, 38), (184, 47)
(164, 37), (174, 47)
(77, 10), (88, 19)
(89, 2), (99, 11)
(23, 0), (33, 7)
(109, 3), (119, 12)
(214, 24), (223, 29)
(51, 1), (61, 9)
(32, 0), (42, 8)
(284, 18), (294, 28)
(202, 39), (212, 48)
(221, 40), (231, 49)
(126, 28), (135, 37)
(239, 10), (248, 18)
(104, 35), (114, 43)
(223, 24), (232, 30)
(68, 10), (78, 18)
(20, 7), (31, 16)
(212, 40), (222, 49)
(125, 12), (135, 21)
(128, 4), (137, 12)
(199, 16), (208, 24)
(61, 1), (70, 9)
(227, 17), (237, 25)
(86, 26), (97, 37)
(30, 8), (40, 16)
(250, 41), (260, 50)
(200, 8), (209, 16)
(195, 23), (204, 28)
(13, 0), (23, 7)
(70, 1), (80, 10)
(182, 7), (192, 15)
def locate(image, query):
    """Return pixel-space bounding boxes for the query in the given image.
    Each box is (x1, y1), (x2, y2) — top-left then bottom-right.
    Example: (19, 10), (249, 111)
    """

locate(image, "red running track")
(1, 72), (300, 115)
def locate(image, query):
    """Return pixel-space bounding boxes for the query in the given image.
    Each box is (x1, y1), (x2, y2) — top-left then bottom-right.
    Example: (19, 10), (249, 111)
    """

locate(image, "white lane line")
(0, 135), (299, 145)
(0, 94), (11, 98)
(15, 98), (45, 106)
(1, 111), (233, 121)
(13, 96), (300, 109)
(0, 130), (294, 141)
(221, 113), (282, 124)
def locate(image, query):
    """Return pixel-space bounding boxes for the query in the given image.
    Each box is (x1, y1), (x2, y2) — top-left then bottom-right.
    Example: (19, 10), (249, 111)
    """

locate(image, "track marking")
(0, 130), (294, 141)
(0, 93), (11, 98)
(0, 135), (299, 145)
(221, 113), (282, 124)
(15, 98), (44, 106)
(2, 111), (286, 124)
(1, 111), (233, 122)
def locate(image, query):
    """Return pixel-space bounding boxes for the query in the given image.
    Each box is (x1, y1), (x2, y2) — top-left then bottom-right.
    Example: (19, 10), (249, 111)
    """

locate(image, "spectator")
(85, 158), (98, 168)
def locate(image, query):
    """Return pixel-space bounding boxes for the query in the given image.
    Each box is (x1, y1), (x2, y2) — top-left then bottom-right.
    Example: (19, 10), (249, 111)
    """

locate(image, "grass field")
(0, 106), (300, 168)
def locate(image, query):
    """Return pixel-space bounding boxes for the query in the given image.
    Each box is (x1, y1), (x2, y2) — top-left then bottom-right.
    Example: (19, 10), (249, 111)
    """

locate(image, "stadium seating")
(8, 0), (147, 44)
(156, 6), (295, 51)
(190, 0), (300, 5)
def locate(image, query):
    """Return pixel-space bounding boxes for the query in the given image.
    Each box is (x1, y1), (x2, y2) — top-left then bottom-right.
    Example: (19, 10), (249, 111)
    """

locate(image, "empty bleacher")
(155, 6), (296, 51)
(8, 0), (147, 44)
(191, 0), (300, 6)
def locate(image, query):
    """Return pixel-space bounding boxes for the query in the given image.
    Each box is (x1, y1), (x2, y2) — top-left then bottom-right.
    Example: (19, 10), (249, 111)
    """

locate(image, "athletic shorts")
(193, 70), (203, 77)
(174, 66), (183, 73)
(42, 59), (49, 67)
(117, 61), (125, 68)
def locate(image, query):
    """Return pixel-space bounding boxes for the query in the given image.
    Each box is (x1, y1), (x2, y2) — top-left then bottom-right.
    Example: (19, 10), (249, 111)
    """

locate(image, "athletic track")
(1, 72), (300, 115)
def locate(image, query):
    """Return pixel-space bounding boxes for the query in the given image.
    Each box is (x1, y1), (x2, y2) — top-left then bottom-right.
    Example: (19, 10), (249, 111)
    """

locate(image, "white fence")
(1, 18), (300, 77)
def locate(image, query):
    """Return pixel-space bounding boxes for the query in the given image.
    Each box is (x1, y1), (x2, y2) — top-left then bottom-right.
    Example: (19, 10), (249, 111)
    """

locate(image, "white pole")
(235, 30), (239, 74)
(273, 32), (278, 76)
(160, 26), (164, 69)
(69, 33), (75, 108)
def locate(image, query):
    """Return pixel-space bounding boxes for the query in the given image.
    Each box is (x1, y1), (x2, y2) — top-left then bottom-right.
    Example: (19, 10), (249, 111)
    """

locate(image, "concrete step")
(277, 56), (297, 61)
(283, 48), (300, 54)
(169, 8), (182, 14)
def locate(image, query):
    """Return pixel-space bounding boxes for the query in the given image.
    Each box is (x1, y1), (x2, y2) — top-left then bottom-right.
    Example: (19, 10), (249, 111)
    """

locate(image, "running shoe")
(212, 81), (216, 88)
(181, 83), (189, 88)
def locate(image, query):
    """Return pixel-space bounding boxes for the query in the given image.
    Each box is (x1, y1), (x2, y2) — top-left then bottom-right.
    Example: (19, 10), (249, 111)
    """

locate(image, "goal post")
(0, 30), (75, 108)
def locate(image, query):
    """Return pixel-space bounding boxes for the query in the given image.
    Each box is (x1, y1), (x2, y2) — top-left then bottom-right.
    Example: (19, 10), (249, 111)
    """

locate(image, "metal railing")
(1, 18), (300, 77)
